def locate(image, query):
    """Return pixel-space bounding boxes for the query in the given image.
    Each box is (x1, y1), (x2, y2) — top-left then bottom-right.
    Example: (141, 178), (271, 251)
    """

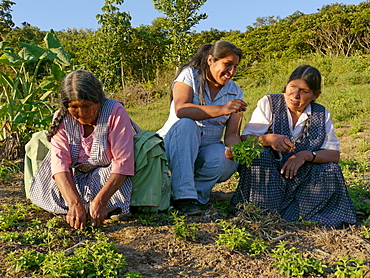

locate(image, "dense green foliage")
(0, 30), (70, 158)
(0, 0), (15, 39)
(2, 1), (368, 92)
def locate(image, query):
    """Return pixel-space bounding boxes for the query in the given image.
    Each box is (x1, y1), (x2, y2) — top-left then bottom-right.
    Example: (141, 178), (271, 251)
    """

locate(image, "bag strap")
(266, 94), (273, 134)
(130, 118), (142, 134)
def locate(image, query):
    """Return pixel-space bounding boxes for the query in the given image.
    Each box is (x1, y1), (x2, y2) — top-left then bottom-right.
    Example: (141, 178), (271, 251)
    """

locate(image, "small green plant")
(6, 234), (133, 277)
(270, 241), (326, 277)
(293, 216), (317, 227)
(360, 226), (370, 239)
(125, 271), (143, 277)
(230, 136), (263, 166)
(348, 118), (366, 134)
(214, 201), (233, 215)
(216, 220), (269, 256)
(170, 211), (199, 240)
(136, 212), (171, 226)
(0, 231), (19, 242)
(362, 215), (370, 227)
(6, 249), (45, 273)
(0, 203), (31, 231)
(332, 256), (370, 277)
(21, 216), (70, 247)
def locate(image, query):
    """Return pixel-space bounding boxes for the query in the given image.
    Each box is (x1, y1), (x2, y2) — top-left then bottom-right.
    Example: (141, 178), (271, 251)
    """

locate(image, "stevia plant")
(332, 256), (370, 278)
(216, 220), (269, 256)
(360, 226), (370, 239)
(0, 203), (32, 231)
(170, 211), (199, 240)
(230, 136), (263, 167)
(270, 241), (326, 277)
(6, 249), (45, 273)
(6, 233), (134, 277)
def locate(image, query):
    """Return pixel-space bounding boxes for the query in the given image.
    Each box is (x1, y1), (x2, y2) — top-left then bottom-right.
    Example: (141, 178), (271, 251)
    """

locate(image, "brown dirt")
(1, 123), (370, 277)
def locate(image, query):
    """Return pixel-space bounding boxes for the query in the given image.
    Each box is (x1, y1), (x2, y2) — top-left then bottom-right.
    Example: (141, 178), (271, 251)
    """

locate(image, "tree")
(95, 0), (132, 90)
(3, 23), (45, 53)
(0, 0), (15, 40)
(127, 24), (168, 82)
(252, 15), (280, 27)
(153, 0), (208, 67)
(190, 28), (234, 50)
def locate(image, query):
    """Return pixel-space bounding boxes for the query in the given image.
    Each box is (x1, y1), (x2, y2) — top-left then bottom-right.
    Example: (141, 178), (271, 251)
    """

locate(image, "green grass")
(126, 97), (170, 132)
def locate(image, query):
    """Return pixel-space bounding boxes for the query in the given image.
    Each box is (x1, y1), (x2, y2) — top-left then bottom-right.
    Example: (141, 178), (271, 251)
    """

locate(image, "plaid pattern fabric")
(30, 99), (132, 215)
(231, 94), (356, 228)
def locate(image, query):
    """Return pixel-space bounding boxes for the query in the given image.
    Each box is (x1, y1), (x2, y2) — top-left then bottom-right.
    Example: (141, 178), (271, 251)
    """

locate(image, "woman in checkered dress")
(29, 70), (135, 229)
(230, 65), (356, 228)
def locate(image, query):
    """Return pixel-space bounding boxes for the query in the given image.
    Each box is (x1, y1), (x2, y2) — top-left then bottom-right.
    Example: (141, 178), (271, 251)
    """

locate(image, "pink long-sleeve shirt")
(50, 102), (135, 177)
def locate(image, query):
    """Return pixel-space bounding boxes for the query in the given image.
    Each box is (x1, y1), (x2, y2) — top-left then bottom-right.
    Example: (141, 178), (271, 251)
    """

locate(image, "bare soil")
(1, 123), (370, 278)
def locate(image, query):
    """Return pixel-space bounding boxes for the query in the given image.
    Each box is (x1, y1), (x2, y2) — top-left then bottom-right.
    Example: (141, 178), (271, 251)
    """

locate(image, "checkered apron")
(231, 94), (356, 228)
(29, 99), (132, 215)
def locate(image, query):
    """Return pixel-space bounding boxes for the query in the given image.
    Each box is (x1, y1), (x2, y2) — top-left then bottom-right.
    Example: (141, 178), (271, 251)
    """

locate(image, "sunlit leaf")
(19, 42), (46, 60)
(3, 52), (22, 65)
(49, 48), (71, 66)
(44, 29), (61, 49)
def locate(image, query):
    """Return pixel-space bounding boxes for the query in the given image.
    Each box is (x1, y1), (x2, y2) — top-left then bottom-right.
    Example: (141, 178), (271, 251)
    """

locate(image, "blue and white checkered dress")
(231, 94), (357, 228)
(29, 99), (132, 215)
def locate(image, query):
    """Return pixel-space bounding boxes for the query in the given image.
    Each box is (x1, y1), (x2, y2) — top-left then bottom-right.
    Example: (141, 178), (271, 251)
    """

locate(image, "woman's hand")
(54, 172), (87, 230)
(263, 134), (295, 153)
(280, 151), (309, 179)
(221, 99), (247, 115)
(225, 147), (234, 160)
(88, 173), (128, 227)
(89, 200), (108, 227)
(66, 202), (87, 230)
(282, 149), (340, 179)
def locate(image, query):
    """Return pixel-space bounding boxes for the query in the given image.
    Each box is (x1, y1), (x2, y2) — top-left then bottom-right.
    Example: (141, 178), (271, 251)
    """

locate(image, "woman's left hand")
(280, 151), (307, 179)
(225, 147), (234, 160)
(89, 200), (108, 227)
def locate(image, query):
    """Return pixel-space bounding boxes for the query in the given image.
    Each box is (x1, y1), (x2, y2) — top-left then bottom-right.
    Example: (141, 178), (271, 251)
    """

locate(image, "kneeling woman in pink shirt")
(30, 70), (135, 230)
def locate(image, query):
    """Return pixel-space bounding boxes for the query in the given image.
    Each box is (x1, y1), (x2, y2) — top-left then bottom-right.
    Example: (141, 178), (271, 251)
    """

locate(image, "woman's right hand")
(222, 99), (247, 115)
(66, 202), (87, 230)
(263, 134), (295, 153)
(54, 172), (87, 230)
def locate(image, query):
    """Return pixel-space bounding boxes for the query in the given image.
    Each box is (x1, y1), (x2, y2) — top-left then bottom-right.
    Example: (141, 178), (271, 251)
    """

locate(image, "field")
(1, 57), (370, 277)
(1, 122), (370, 277)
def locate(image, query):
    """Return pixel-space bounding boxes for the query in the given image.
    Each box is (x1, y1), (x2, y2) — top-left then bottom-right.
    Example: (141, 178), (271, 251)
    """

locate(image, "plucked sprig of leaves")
(230, 136), (263, 167)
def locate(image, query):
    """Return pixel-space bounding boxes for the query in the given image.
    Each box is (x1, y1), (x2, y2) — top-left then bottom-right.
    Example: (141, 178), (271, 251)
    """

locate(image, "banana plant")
(0, 29), (70, 159)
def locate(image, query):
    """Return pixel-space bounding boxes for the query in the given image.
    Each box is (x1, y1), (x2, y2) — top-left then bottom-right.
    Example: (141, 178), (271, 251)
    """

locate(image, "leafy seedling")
(230, 136), (263, 166)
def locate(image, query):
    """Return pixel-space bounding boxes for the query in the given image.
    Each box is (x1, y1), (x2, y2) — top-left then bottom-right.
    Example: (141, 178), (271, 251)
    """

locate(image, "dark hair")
(171, 40), (243, 105)
(47, 70), (106, 141)
(285, 65), (322, 95)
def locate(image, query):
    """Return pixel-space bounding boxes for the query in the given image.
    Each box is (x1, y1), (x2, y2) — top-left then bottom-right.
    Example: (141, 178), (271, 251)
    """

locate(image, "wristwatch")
(310, 151), (317, 162)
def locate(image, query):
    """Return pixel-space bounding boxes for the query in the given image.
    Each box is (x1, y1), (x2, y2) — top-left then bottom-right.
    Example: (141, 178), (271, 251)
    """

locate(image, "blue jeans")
(164, 118), (238, 204)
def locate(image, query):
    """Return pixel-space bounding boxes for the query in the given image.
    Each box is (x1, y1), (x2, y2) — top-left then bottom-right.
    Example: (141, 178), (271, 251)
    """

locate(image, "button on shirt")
(157, 67), (244, 146)
(242, 95), (340, 151)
